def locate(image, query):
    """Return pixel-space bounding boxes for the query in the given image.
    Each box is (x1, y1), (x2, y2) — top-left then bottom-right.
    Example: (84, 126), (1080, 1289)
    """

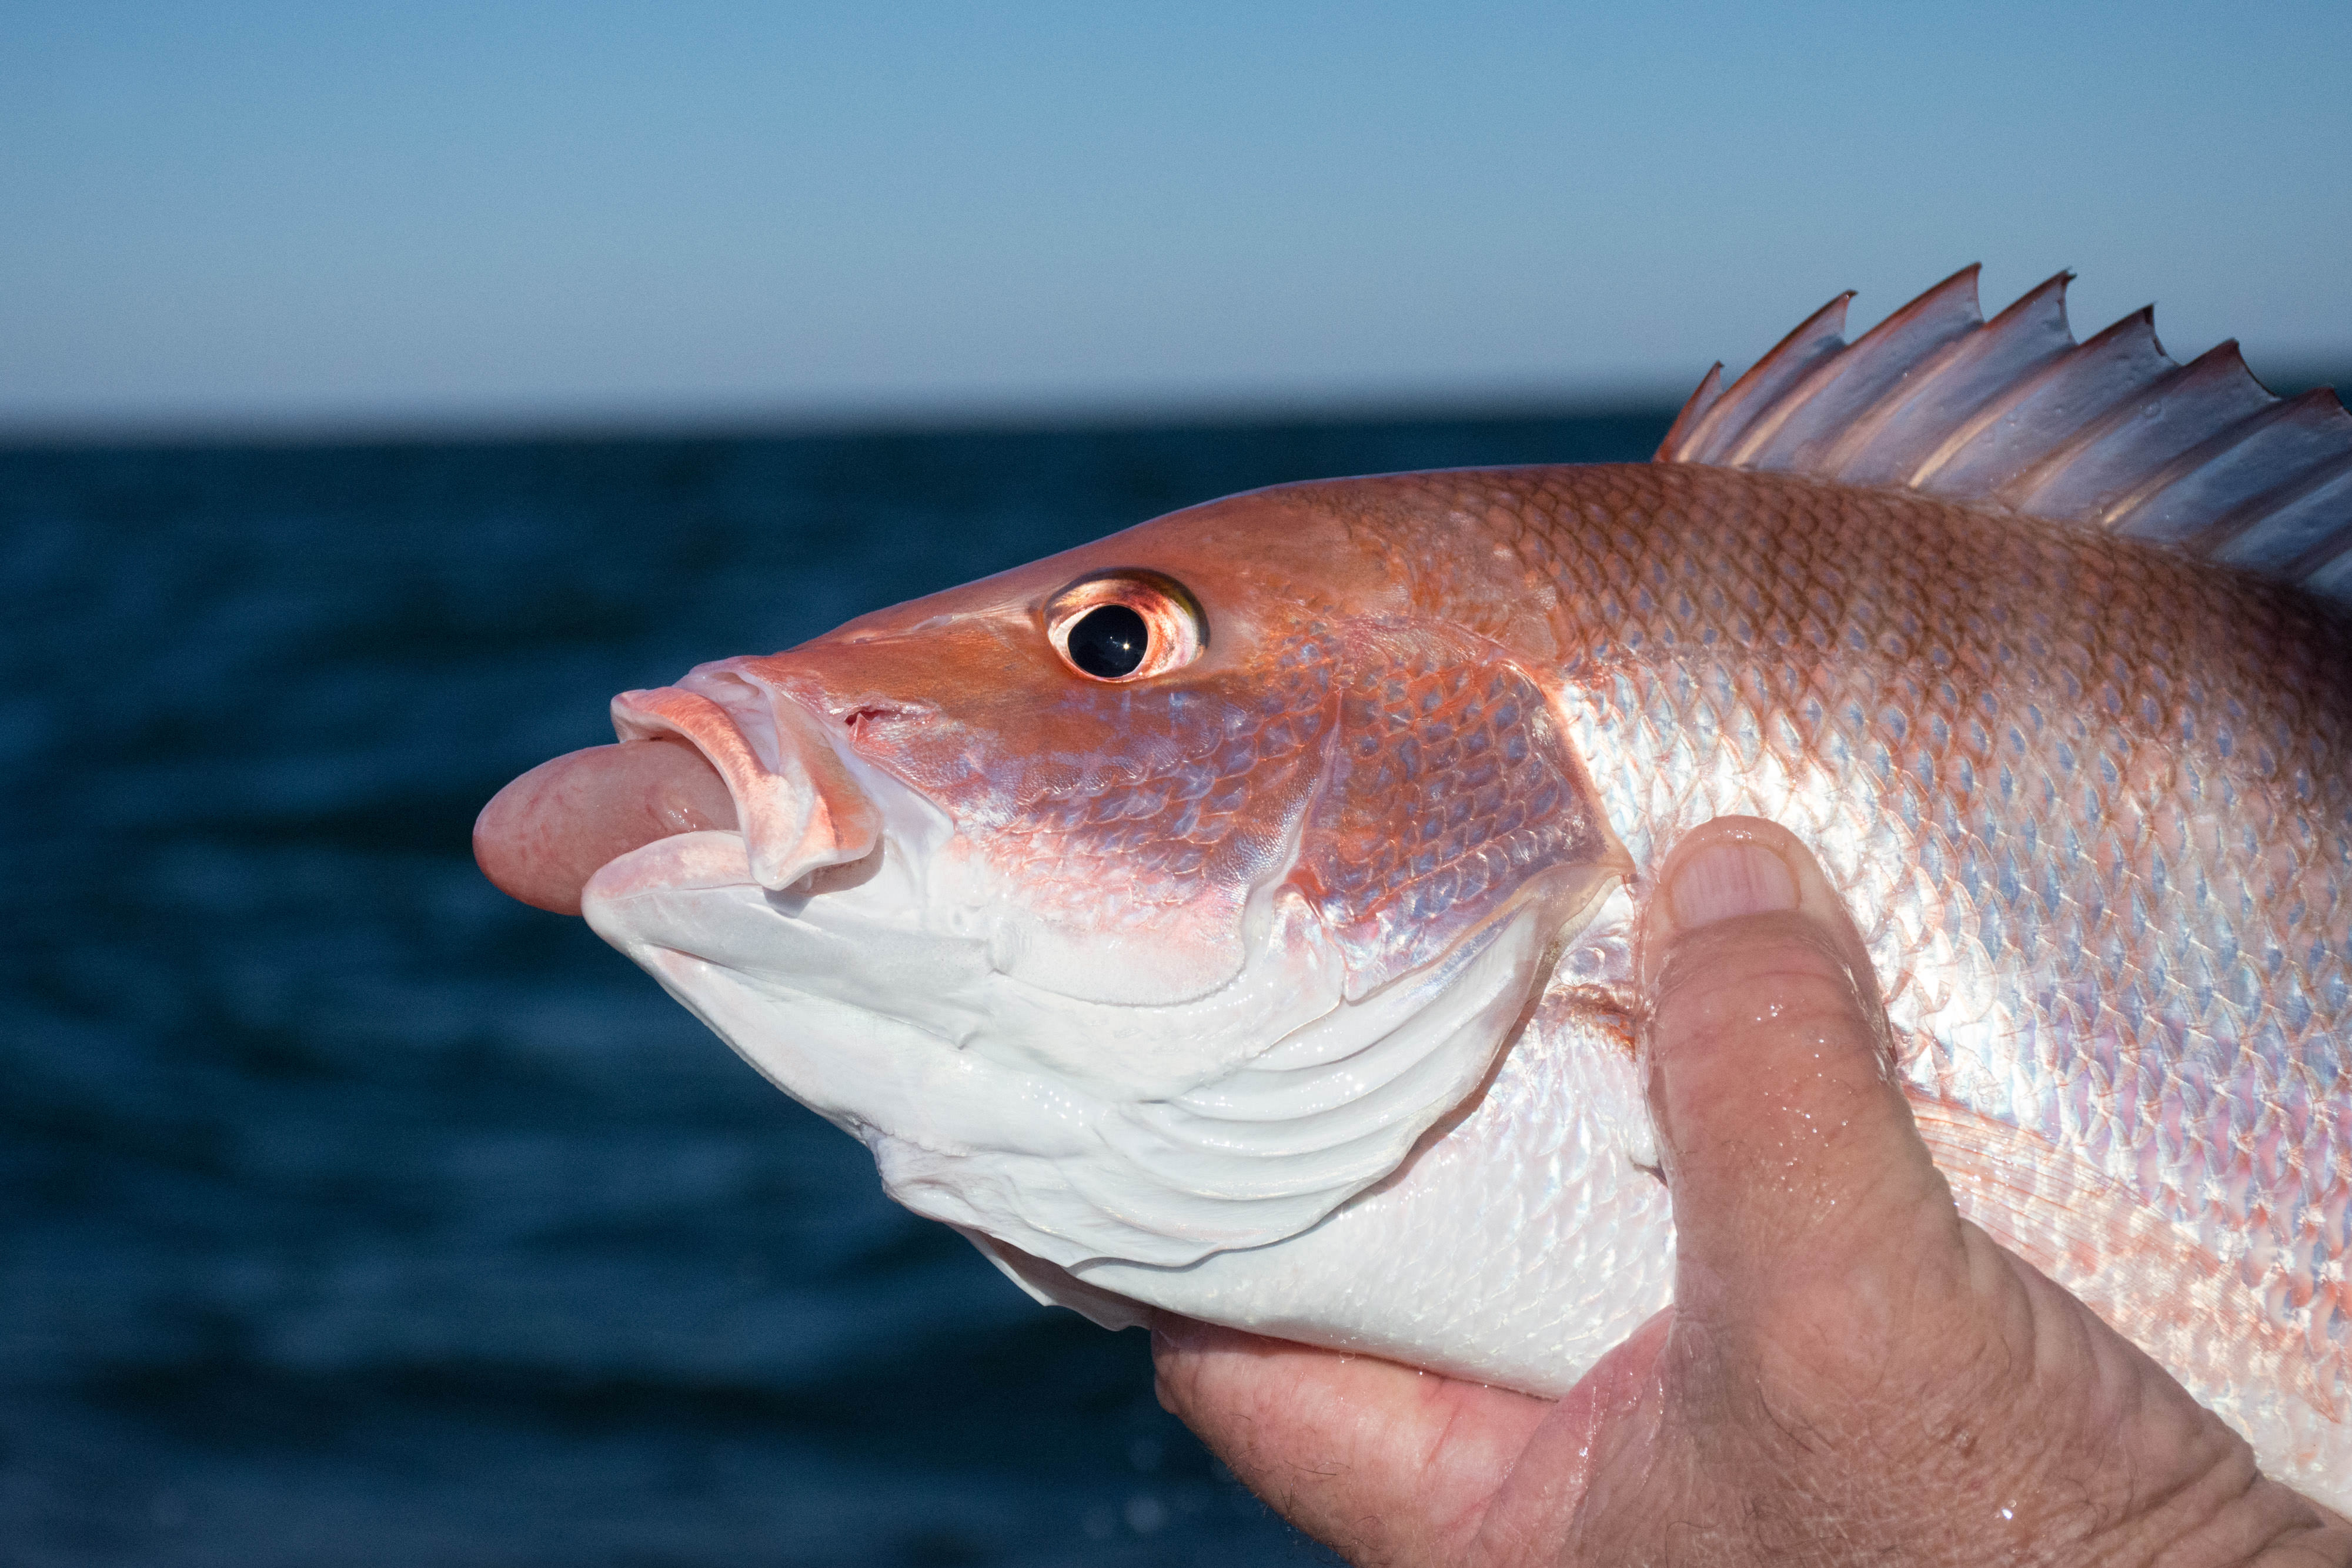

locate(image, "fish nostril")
(843, 704), (918, 735)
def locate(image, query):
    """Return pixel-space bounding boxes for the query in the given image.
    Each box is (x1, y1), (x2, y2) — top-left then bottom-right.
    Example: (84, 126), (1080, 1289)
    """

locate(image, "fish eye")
(1045, 570), (1206, 683)
(1067, 604), (1148, 678)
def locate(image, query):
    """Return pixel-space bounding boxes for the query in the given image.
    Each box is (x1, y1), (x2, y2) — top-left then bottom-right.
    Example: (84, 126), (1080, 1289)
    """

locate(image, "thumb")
(1637, 817), (1963, 1323)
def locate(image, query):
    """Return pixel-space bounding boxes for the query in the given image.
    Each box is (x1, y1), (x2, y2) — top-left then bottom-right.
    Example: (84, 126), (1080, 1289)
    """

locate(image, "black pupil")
(1067, 604), (1150, 678)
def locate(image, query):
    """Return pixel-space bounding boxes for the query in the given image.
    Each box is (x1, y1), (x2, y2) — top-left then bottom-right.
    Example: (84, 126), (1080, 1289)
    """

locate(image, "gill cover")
(1289, 618), (1626, 1001)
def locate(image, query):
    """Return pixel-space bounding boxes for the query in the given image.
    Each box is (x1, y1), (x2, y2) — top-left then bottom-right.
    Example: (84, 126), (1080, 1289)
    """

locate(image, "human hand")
(1153, 817), (2352, 1566)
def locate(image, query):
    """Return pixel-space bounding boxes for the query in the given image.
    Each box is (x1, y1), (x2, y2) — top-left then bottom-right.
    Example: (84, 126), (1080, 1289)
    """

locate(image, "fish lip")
(583, 827), (763, 905)
(606, 666), (886, 893)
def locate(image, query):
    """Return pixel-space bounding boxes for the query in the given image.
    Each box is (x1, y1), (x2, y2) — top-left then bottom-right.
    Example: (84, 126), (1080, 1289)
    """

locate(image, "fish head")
(481, 478), (1630, 1269)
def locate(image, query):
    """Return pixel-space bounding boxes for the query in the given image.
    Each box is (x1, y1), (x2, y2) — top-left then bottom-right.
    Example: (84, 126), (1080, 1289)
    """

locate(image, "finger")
(1638, 817), (1964, 1321)
(1151, 1315), (1550, 1565)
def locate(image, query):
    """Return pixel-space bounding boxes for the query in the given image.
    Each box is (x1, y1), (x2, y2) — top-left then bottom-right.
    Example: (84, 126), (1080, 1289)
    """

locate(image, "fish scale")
(1481, 461), (2351, 1472)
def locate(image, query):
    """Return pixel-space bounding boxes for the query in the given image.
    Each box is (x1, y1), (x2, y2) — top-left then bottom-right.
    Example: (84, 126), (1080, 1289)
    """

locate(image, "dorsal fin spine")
(1909, 306), (2170, 494)
(2098, 385), (2338, 537)
(2000, 350), (2201, 509)
(1669, 292), (1854, 462)
(1656, 363), (1725, 460)
(1723, 265), (1984, 470)
(1812, 329), (1980, 473)
(2000, 340), (2270, 517)
(2204, 451), (2352, 569)
(1818, 272), (2075, 484)
(2081, 342), (2274, 520)
(1656, 269), (2352, 607)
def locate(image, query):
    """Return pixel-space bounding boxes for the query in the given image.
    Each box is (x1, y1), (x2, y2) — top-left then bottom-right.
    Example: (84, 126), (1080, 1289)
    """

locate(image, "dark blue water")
(1, 407), (1671, 1566)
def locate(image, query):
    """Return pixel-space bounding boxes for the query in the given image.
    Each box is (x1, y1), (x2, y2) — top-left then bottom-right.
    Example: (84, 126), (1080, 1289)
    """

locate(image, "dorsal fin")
(1657, 268), (2352, 607)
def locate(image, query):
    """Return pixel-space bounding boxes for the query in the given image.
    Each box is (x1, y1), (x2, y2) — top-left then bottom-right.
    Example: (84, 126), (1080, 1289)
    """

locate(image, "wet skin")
(1153, 818), (2352, 1567)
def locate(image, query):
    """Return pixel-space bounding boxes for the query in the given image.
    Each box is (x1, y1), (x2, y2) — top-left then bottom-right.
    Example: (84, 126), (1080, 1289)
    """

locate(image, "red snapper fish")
(476, 268), (2352, 1506)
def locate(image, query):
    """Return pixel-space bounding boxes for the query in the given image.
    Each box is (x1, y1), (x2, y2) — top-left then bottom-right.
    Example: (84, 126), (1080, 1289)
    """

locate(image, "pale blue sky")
(4, 2), (2347, 436)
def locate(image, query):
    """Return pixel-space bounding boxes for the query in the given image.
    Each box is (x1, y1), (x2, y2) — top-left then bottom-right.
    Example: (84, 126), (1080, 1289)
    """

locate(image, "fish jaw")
(609, 671), (883, 894)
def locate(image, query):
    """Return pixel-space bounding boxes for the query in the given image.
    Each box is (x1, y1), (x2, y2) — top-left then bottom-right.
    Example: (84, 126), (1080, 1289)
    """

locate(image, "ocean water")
(0, 407), (1671, 1567)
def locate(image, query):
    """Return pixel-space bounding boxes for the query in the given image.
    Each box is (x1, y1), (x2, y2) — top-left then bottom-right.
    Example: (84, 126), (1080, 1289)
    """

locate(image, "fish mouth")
(473, 664), (886, 916)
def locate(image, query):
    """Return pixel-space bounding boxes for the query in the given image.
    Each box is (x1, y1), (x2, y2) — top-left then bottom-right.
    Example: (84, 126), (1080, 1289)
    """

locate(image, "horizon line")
(0, 378), (1722, 454)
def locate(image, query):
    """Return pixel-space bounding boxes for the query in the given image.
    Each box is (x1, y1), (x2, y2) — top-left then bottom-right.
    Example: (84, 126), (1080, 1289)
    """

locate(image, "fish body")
(477, 272), (2352, 1505)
